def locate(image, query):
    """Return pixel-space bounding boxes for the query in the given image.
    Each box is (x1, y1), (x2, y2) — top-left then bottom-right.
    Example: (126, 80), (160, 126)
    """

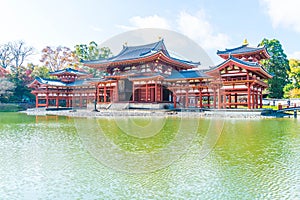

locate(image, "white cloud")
(288, 51), (300, 59)
(261, 0), (300, 32)
(117, 15), (171, 30)
(118, 11), (230, 51)
(176, 10), (230, 50)
(90, 25), (102, 32)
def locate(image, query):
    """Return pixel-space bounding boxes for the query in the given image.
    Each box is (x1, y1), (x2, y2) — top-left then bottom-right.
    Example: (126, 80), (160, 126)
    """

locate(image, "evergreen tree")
(259, 39), (290, 99)
(74, 41), (112, 77)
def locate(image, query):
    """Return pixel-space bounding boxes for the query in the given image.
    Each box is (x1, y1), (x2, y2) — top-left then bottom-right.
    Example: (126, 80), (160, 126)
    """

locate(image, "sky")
(1, 0), (300, 65)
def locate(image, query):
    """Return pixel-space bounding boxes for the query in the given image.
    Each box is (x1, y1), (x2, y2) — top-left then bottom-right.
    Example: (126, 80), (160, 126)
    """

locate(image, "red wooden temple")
(206, 39), (272, 109)
(83, 39), (272, 109)
(29, 39), (272, 110)
(28, 68), (95, 108)
(83, 39), (212, 109)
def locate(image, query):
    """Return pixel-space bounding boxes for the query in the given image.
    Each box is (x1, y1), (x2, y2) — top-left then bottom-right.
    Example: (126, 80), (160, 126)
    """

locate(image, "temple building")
(206, 39), (272, 109)
(28, 68), (95, 108)
(29, 39), (272, 110)
(83, 40), (211, 109)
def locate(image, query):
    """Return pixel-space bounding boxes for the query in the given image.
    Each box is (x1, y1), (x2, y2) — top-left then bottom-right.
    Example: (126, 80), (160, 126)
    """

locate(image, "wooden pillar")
(46, 93), (49, 108)
(260, 88), (263, 108)
(213, 88), (217, 109)
(79, 94), (83, 108)
(185, 89), (189, 108)
(96, 85), (100, 103)
(145, 83), (148, 102)
(56, 95), (59, 108)
(255, 89), (258, 109)
(132, 83), (135, 102)
(173, 92), (177, 108)
(251, 87), (255, 109)
(104, 84), (107, 103)
(247, 83), (251, 109)
(36, 95), (38, 108)
(115, 81), (119, 102)
(208, 95), (210, 108)
(199, 89), (203, 108)
(247, 71), (251, 109)
(155, 81), (158, 102)
(228, 94), (231, 109)
(218, 89), (221, 109)
(235, 93), (238, 108)
(161, 84), (163, 102)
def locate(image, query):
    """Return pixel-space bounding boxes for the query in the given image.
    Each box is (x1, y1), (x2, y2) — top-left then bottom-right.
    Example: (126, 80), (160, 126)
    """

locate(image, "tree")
(74, 41), (112, 61)
(74, 41), (112, 77)
(40, 46), (79, 72)
(8, 41), (34, 73)
(259, 39), (290, 99)
(0, 44), (13, 69)
(0, 78), (16, 103)
(0, 41), (34, 102)
(30, 64), (50, 79)
(283, 59), (300, 98)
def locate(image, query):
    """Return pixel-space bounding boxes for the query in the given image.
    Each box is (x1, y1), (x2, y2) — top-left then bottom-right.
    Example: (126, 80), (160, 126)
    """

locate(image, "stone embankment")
(21, 108), (272, 119)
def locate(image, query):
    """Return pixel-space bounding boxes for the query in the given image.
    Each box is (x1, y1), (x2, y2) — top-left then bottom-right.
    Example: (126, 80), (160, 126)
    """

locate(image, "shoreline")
(20, 108), (274, 119)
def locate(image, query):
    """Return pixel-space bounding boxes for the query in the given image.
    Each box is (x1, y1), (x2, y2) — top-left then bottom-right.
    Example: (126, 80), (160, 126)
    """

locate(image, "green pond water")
(0, 112), (299, 199)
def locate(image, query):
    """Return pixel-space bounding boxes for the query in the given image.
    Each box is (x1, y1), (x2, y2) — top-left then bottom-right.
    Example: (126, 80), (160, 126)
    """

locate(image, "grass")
(0, 103), (25, 112)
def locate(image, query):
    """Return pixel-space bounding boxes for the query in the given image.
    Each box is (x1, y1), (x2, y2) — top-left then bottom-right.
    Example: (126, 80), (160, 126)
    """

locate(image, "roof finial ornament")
(158, 36), (162, 41)
(243, 38), (249, 46)
(123, 42), (128, 48)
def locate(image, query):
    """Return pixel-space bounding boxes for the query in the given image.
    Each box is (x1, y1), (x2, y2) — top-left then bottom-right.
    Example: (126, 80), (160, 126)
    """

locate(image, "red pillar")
(132, 83), (135, 102)
(255, 89), (258, 109)
(115, 81), (119, 102)
(251, 89), (255, 109)
(260, 89), (263, 108)
(185, 89), (189, 108)
(36, 95), (38, 108)
(145, 83), (148, 102)
(56, 95), (59, 108)
(247, 83), (251, 109)
(161, 84), (163, 102)
(155, 81), (158, 102)
(199, 89), (203, 108)
(173, 92), (177, 108)
(46, 86), (49, 108)
(218, 89), (221, 109)
(104, 84), (107, 103)
(80, 94), (82, 108)
(235, 93), (238, 108)
(213, 88), (217, 109)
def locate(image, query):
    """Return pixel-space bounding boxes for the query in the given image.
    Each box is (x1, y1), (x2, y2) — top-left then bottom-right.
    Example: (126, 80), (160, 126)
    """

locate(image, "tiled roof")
(82, 40), (200, 66)
(217, 44), (268, 55)
(206, 55), (272, 78)
(166, 69), (210, 80)
(208, 56), (261, 72)
(34, 77), (90, 87)
(49, 68), (89, 76)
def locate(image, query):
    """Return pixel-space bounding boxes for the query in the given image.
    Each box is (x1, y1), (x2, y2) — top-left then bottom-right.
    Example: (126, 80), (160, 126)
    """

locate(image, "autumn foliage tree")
(40, 46), (79, 72)
(284, 59), (300, 98)
(0, 41), (34, 102)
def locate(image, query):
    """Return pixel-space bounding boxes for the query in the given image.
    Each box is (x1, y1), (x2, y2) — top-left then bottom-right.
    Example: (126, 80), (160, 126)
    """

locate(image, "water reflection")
(0, 113), (299, 199)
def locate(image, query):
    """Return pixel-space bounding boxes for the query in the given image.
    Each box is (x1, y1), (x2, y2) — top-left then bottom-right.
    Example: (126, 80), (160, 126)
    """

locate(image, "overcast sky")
(1, 0), (299, 64)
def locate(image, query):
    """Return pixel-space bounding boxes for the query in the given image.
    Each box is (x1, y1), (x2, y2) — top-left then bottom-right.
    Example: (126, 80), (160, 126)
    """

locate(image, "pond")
(0, 112), (299, 199)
